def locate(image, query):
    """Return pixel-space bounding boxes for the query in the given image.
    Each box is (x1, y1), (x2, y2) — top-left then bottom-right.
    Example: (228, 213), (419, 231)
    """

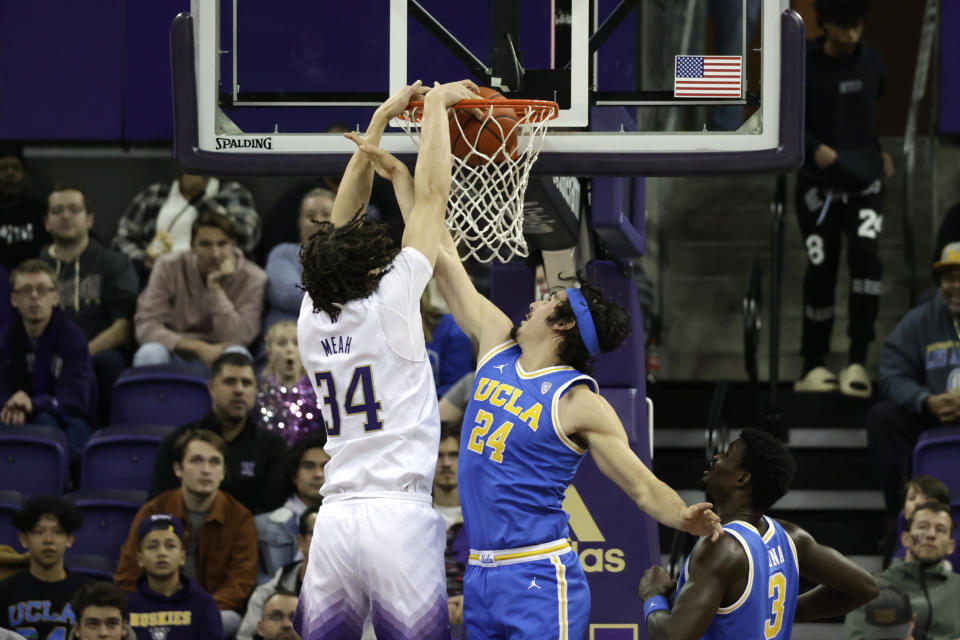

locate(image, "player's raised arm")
(347, 86), (514, 352)
(346, 137), (416, 218)
(561, 386), (723, 540)
(397, 80), (479, 267)
(329, 81), (429, 227)
(782, 520), (878, 621)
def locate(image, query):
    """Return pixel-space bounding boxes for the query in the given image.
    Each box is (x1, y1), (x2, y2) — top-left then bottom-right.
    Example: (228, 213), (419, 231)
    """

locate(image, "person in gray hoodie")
(867, 242), (960, 550)
(41, 185), (138, 423)
(844, 502), (960, 640)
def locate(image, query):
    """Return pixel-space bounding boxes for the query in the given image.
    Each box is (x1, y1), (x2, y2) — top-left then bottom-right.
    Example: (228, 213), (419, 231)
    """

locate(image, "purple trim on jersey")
(370, 591), (450, 640)
(295, 591), (364, 640)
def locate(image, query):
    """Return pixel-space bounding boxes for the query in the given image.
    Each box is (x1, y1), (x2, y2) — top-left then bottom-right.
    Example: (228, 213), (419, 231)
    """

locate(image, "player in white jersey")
(295, 80), (481, 640)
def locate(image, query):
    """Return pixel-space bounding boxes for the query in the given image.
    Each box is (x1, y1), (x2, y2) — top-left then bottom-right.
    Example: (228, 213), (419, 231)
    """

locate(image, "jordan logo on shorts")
(494, 364), (506, 372)
(527, 577), (542, 590)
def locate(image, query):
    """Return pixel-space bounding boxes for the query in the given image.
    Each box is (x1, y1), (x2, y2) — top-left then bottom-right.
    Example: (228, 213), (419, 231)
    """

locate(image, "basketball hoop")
(399, 97), (558, 263)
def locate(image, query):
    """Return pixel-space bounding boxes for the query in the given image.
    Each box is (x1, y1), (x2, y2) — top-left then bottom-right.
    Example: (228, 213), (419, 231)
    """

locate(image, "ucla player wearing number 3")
(295, 79), (482, 640)
(639, 428), (878, 640)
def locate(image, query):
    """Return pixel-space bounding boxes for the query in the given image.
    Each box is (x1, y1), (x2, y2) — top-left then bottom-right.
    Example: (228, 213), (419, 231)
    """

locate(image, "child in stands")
(254, 321), (323, 445)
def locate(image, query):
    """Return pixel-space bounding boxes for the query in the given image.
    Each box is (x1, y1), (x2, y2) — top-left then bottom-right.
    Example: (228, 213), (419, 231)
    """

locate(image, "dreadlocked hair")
(546, 276), (632, 374)
(300, 208), (399, 322)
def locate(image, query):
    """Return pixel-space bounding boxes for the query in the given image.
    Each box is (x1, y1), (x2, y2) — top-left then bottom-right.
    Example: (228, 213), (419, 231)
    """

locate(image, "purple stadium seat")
(0, 425), (69, 494)
(66, 489), (146, 562)
(65, 552), (116, 581)
(0, 490), (23, 549)
(912, 426), (960, 497)
(111, 366), (211, 426)
(81, 425), (176, 491)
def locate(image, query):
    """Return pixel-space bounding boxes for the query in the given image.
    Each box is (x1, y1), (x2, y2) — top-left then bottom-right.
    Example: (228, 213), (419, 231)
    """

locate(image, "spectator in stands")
(41, 185), (139, 424)
(844, 502), (960, 640)
(71, 582), (133, 640)
(263, 188), (333, 331)
(254, 590), (300, 640)
(422, 289), (473, 396)
(434, 422), (467, 628)
(793, 0), (893, 398)
(240, 508), (318, 640)
(149, 352), (289, 513)
(0, 142), (50, 272)
(132, 210), (266, 373)
(893, 476), (951, 562)
(114, 172), (260, 280)
(0, 497), (90, 639)
(867, 244), (960, 552)
(438, 371), (473, 426)
(255, 434), (327, 581)
(254, 321), (324, 445)
(116, 429), (258, 637)
(933, 198), (960, 273)
(0, 259), (96, 459)
(127, 513), (221, 640)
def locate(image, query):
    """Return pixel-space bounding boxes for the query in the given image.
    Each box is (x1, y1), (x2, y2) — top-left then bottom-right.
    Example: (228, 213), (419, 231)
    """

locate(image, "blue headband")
(565, 287), (600, 356)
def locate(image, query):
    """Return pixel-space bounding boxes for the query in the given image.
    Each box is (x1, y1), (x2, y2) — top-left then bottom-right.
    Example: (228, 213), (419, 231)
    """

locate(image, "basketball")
(450, 87), (519, 165)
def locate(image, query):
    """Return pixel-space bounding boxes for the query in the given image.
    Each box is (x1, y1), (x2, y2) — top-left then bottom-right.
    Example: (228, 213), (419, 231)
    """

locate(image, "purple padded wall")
(586, 260), (646, 390)
(0, 1), (123, 139)
(941, 1), (960, 134)
(489, 261), (536, 327)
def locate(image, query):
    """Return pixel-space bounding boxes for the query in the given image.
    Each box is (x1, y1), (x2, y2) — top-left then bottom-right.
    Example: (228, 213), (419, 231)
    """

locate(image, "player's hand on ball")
(639, 566), (676, 601)
(377, 80), (430, 119)
(426, 80), (482, 110)
(682, 502), (724, 541)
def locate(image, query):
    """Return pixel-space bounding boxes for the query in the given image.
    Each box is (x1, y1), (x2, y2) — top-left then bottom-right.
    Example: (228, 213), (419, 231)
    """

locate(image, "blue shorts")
(463, 549), (590, 640)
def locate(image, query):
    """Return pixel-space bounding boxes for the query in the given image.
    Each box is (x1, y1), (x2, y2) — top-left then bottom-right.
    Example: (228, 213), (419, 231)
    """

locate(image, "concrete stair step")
(660, 315), (904, 356)
(665, 241), (909, 279)
(663, 273), (913, 318)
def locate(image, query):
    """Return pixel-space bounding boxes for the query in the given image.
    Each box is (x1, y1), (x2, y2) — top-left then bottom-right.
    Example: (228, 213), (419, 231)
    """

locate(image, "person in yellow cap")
(865, 241), (960, 559)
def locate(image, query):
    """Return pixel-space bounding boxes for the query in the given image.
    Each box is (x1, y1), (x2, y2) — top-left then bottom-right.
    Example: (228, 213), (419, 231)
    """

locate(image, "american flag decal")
(674, 55), (743, 98)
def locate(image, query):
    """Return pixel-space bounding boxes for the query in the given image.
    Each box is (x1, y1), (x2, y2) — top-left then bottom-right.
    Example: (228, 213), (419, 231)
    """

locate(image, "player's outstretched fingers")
(685, 502), (724, 541)
(353, 143), (406, 183)
(343, 131), (366, 147)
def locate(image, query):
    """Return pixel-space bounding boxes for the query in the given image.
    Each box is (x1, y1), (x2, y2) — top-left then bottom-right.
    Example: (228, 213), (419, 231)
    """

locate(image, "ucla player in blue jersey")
(348, 140), (724, 639)
(639, 428), (879, 640)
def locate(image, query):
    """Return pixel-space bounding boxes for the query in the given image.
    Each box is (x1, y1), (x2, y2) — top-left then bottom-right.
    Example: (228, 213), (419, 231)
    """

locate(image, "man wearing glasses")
(0, 258), (97, 459)
(256, 590), (300, 640)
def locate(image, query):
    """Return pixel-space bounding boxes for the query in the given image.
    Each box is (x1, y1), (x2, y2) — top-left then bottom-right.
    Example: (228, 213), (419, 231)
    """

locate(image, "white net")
(399, 100), (557, 263)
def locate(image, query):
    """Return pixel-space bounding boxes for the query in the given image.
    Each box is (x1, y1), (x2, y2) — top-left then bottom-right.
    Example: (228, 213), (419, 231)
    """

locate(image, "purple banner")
(561, 387), (657, 640)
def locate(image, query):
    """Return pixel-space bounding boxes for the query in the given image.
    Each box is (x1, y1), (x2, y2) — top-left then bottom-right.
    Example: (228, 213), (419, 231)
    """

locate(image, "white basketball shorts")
(295, 493), (450, 640)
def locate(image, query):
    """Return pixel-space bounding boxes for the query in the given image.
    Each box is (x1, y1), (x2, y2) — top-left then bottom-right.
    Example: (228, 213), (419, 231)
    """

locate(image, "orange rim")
(401, 99), (559, 122)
